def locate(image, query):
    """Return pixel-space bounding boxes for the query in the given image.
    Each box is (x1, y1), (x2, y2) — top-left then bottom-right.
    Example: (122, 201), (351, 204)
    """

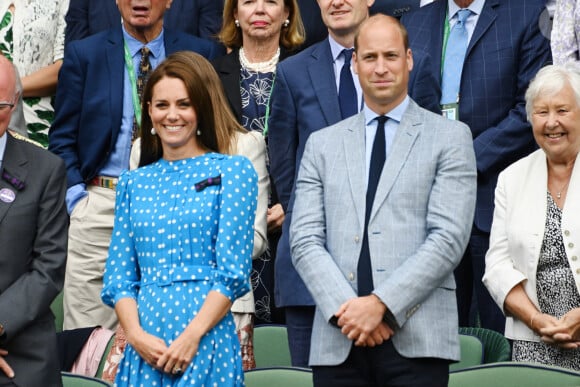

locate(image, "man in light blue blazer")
(290, 15), (476, 386)
(268, 0), (440, 367)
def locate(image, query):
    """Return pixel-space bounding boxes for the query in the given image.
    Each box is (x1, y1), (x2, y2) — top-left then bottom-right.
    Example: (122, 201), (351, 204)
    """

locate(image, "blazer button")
(564, 230), (571, 236)
(354, 236), (360, 243)
(349, 272), (355, 281)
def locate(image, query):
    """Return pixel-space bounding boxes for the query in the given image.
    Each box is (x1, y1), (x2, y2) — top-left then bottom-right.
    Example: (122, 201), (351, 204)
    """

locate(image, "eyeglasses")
(0, 102), (14, 112)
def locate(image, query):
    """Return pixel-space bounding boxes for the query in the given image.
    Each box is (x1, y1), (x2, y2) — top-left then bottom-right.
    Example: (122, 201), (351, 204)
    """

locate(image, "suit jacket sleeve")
(64, 0), (89, 46)
(268, 63), (298, 212)
(0, 154), (68, 341)
(472, 7), (551, 175)
(408, 49), (441, 114)
(196, 0), (224, 41)
(49, 41), (85, 188)
(290, 135), (359, 322)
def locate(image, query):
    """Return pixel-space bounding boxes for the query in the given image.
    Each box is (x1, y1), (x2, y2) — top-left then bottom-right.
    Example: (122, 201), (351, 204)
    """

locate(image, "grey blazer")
(0, 133), (68, 386)
(290, 100), (477, 366)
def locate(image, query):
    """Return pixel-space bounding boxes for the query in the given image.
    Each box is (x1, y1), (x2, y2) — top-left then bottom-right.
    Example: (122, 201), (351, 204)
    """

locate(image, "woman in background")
(483, 64), (580, 371)
(213, 0), (304, 363)
(0, 1), (69, 146)
(101, 52), (259, 386)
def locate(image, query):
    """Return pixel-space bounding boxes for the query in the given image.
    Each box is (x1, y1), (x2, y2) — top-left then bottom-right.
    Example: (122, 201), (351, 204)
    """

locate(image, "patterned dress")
(512, 193), (580, 371)
(0, 1), (68, 147)
(101, 153), (258, 386)
(240, 65), (280, 325)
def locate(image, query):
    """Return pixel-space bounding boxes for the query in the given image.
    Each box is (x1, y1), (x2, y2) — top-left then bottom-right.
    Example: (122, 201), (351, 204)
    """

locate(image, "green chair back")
(244, 367), (313, 387)
(448, 362), (580, 387)
(459, 326), (511, 363)
(450, 334), (484, 371)
(61, 372), (112, 386)
(51, 291), (64, 332)
(254, 324), (292, 368)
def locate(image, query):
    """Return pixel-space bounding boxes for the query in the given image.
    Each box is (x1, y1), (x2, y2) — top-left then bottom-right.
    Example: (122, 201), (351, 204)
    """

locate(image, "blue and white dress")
(102, 153), (258, 386)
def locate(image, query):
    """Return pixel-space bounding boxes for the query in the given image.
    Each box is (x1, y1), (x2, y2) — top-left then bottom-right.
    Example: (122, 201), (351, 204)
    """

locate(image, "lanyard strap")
(441, 14), (451, 75)
(262, 74), (276, 138)
(123, 41), (143, 130)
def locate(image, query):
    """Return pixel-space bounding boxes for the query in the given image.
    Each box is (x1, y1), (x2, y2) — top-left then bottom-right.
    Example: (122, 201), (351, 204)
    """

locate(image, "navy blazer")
(49, 27), (219, 188)
(268, 38), (440, 307)
(65, 0), (224, 45)
(401, 0), (552, 232)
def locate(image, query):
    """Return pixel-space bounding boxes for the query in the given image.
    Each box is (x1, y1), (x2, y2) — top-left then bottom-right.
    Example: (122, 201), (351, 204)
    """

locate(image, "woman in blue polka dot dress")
(101, 53), (258, 386)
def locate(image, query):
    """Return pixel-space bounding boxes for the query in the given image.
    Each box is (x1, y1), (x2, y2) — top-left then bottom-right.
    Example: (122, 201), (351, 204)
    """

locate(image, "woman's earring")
(283, 19), (289, 28)
(235, 19), (240, 27)
(151, 127), (156, 135)
(197, 129), (202, 136)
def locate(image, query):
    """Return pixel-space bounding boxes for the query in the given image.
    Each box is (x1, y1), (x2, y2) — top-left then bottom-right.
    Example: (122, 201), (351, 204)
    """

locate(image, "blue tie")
(441, 9), (472, 104)
(358, 116), (388, 296)
(339, 48), (357, 119)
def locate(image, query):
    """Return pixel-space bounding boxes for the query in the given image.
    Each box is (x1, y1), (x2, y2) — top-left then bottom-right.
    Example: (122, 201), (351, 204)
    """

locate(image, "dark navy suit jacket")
(401, 0), (552, 233)
(65, 0), (224, 45)
(49, 27), (219, 188)
(268, 38), (440, 307)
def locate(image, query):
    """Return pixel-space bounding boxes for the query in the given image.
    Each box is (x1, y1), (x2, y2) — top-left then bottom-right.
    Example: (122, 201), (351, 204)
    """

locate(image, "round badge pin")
(0, 188), (15, 203)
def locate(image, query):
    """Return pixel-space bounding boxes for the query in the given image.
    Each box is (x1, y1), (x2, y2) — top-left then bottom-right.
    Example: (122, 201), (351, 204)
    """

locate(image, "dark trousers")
(312, 340), (449, 387)
(455, 229), (505, 333)
(284, 305), (315, 367)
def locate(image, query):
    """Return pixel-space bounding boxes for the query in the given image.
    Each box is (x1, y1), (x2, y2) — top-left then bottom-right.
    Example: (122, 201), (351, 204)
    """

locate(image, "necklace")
(551, 179), (570, 199)
(239, 47), (280, 73)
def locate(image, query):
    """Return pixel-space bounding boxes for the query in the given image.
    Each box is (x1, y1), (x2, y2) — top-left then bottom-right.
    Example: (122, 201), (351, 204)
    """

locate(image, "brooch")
(1, 169), (25, 191)
(194, 175), (221, 192)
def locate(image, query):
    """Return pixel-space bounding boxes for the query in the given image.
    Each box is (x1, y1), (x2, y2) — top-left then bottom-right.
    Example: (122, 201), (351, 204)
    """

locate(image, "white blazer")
(483, 149), (580, 341)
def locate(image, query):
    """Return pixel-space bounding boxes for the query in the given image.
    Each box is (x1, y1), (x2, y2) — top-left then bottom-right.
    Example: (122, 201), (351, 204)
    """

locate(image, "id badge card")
(441, 103), (459, 120)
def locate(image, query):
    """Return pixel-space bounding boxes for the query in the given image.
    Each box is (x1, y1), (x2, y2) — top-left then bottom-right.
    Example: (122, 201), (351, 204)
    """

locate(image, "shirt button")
(564, 230), (571, 236)
(572, 256), (578, 261)
(349, 273), (355, 281)
(569, 243), (575, 249)
(354, 236), (360, 243)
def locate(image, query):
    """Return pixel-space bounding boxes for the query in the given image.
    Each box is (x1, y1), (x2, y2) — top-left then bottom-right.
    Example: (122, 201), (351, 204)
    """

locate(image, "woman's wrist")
(530, 311), (542, 333)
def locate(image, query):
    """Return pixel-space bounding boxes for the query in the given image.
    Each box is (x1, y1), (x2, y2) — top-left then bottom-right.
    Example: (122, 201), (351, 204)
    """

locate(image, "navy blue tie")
(339, 48), (357, 119)
(358, 116), (388, 296)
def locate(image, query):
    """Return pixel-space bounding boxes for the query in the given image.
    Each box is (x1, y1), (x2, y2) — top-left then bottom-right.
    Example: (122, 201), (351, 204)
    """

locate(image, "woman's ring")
(172, 367), (182, 375)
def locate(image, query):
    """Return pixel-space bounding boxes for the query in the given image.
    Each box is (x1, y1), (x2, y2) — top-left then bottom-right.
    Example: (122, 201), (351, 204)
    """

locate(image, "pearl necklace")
(239, 47), (280, 73)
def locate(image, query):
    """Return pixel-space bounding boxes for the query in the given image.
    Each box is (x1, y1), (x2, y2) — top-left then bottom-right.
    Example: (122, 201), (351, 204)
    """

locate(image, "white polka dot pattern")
(101, 153), (258, 386)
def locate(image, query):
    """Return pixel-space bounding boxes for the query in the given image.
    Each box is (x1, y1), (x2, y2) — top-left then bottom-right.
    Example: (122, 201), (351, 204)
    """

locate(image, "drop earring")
(151, 127), (156, 135)
(283, 19), (289, 28)
(235, 19), (240, 27)
(197, 129), (202, 136)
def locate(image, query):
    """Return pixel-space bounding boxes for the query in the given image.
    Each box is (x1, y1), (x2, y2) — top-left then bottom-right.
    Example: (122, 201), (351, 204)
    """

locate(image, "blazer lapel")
(308, 40), (342, 125)
(216, 50), (244, 121)
(343, 113), (367, 230)
(0, 135), (28, 224)
(106, 28), (125, 144)
(370, 101), (421, 223)
(466, 0), (498, 57)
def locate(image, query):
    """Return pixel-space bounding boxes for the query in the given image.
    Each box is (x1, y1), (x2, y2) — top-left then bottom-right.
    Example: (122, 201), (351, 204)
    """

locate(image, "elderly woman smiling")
(483, 64), (580, 370)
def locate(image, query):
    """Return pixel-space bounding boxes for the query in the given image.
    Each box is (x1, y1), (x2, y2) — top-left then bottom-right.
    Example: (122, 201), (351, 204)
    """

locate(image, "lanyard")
(441, 15), (451, 76)
(123, 41), (143, 130)
(262, 74), (276, 138)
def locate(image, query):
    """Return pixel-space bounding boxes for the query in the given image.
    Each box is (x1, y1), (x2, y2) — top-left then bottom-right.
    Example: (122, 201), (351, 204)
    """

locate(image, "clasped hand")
(0, 349), (14, 379)
(537, 309), (580, 349)
(127, 328), (199, 375)
(334, 295), (394, 347)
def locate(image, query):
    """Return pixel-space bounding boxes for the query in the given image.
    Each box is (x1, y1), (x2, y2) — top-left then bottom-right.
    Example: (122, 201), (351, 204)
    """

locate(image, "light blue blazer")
(290, 100), (477, 365)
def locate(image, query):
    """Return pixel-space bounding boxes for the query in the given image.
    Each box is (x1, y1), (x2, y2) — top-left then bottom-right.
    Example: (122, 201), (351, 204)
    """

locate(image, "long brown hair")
(139, 51), (245, 166)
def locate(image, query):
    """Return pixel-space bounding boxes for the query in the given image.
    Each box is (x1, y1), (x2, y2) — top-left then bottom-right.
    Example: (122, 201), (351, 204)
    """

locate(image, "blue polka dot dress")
(101, 153), (258, 387)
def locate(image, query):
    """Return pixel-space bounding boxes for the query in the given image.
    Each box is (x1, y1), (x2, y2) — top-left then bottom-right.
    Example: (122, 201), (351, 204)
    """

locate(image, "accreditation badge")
(441, 102), (459, 121)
